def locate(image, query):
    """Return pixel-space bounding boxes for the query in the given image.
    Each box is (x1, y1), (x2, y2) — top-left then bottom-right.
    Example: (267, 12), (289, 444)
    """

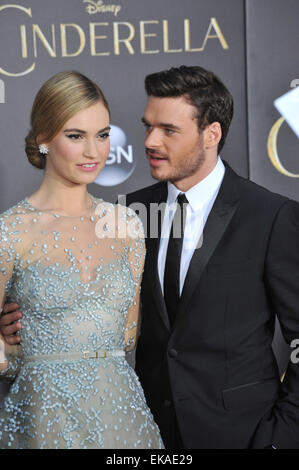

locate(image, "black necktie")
(163, 193), (188, 327)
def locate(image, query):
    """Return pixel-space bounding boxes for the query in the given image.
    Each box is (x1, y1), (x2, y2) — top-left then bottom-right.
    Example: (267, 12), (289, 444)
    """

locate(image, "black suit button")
(164, 399), (172, 407)
(168, 349), (178, 358)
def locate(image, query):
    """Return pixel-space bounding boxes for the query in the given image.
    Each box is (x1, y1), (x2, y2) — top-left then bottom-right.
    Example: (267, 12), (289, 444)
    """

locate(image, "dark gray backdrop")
(0, 0), (298, 405)
(0, 0), (248, 211)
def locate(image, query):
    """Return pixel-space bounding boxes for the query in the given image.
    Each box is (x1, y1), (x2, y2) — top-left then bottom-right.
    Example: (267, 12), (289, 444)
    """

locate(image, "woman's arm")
(123, 210), (145, 352)
(0, 218), (22, 377)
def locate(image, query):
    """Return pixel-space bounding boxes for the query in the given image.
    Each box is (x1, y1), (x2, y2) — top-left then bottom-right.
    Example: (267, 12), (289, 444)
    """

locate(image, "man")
(1, 66), (299, 449)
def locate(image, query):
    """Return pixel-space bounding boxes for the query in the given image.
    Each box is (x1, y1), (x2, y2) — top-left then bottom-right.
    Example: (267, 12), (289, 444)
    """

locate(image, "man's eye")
(165, 128), (175, 135)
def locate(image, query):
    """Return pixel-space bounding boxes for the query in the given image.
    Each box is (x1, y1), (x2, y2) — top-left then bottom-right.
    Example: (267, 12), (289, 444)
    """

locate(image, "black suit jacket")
(125, 162), (299, 449)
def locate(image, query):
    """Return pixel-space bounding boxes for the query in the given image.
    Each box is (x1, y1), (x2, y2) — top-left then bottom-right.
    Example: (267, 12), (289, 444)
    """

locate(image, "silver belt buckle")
(82, 350), (90, 359)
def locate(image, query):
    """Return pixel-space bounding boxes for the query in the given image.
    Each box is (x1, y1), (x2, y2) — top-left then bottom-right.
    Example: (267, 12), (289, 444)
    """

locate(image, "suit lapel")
(143, 183), (170, 330)
(173, 163), (241, 330)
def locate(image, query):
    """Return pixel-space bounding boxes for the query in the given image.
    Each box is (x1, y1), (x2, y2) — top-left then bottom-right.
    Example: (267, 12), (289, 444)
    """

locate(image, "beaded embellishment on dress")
(0, 196), (163, 449)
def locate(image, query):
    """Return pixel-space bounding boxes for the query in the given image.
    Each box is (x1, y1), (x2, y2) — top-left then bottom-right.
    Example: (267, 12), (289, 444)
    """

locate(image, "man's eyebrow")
(63, 126), (111, 134)
(141, 118), (180, 130)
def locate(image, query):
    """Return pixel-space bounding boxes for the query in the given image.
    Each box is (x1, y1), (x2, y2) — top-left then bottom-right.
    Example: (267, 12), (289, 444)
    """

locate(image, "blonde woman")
(0, 71), (163, 449)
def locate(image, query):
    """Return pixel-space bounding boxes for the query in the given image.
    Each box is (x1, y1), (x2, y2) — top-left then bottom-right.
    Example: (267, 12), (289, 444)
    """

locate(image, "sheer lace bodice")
(0, 196), (163, 449)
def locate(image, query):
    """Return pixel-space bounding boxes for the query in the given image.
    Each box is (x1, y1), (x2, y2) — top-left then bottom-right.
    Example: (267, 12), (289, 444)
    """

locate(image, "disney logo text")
(83, 0), (121, 16)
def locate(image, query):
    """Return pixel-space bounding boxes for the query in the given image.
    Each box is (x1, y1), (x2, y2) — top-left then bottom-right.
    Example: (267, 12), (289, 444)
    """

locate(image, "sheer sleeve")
(0, 216), (23, 382)
(123, 208), (145, 352)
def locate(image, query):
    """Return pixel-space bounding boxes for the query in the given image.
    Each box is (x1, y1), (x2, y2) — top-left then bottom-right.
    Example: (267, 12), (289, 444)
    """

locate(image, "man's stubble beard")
(151, 148), (206, 184)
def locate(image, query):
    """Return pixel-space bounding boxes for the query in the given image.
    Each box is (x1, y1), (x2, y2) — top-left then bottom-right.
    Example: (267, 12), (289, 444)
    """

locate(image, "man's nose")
(145, 128), (162, 148)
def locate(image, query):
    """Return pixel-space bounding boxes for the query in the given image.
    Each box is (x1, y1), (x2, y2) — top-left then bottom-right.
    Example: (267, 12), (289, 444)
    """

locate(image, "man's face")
(142, 96), (206, 189)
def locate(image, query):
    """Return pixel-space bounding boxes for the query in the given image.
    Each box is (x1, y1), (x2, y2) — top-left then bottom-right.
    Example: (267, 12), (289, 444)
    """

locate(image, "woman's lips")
(76, 163), (99, 172)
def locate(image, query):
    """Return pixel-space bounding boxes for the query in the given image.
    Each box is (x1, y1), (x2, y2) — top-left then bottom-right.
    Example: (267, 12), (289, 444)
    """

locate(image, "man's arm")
(0, 303), (22, 345)
(265, 199), (299, 449)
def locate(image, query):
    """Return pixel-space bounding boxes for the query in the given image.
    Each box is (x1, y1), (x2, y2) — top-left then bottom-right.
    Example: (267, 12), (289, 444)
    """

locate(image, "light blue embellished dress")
(0, 196), (163, 449)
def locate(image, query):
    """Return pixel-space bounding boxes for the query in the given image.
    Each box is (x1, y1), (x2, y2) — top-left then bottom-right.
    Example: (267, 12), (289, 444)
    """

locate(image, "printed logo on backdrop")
(83, 0), (121, 16)
(94, 125), (135, 186)
(0, 4), (229, 77)
(267, 79), (299, 178)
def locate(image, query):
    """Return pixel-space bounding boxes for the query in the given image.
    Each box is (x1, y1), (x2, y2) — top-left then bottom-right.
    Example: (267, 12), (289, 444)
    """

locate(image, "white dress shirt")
(158, 157), (225, 295)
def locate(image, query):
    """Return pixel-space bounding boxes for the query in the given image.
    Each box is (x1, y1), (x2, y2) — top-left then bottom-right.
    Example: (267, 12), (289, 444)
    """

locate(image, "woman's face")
(43, 101), (110, 186)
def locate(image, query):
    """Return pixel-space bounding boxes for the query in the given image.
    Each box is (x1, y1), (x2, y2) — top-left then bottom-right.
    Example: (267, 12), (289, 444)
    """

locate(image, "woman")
(0, 71), (163, 449)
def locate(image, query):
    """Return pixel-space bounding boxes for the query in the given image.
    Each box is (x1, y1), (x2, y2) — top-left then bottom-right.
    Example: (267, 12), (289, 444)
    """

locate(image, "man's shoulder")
(125, 181), (166, 206)
(238, 173), (290, 208)
(225, 162), (291, 211)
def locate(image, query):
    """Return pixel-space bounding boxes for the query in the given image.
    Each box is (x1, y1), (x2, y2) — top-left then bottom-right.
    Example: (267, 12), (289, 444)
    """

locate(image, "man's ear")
(203, 122), (222, 150)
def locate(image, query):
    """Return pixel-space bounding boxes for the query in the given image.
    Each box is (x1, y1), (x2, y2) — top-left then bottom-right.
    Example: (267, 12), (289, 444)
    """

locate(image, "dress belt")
(23, 349), (126, 362)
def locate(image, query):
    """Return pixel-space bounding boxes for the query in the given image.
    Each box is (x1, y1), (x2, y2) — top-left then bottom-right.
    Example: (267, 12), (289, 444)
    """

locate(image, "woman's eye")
(98, 132), (110, 139)
(67, 134), (82, 140)
(66, 132), (110, 140)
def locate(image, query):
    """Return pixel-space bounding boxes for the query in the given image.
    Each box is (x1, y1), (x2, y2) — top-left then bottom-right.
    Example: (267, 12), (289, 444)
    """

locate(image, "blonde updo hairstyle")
(25, 71), (110, 169)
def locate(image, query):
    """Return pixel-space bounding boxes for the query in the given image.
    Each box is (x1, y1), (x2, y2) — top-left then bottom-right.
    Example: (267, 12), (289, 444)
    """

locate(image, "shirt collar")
(167, 157), (225, 212)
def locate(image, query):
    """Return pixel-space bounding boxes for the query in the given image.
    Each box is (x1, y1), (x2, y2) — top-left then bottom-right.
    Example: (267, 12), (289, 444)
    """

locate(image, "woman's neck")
(27, 179), (93, 216)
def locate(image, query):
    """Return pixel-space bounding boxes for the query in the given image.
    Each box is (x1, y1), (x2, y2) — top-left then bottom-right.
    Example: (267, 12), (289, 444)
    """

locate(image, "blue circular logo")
(95, 125), (136, 187)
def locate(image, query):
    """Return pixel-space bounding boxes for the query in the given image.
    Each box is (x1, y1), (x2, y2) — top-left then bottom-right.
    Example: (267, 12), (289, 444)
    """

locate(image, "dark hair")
(144, 65), (233, 153)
